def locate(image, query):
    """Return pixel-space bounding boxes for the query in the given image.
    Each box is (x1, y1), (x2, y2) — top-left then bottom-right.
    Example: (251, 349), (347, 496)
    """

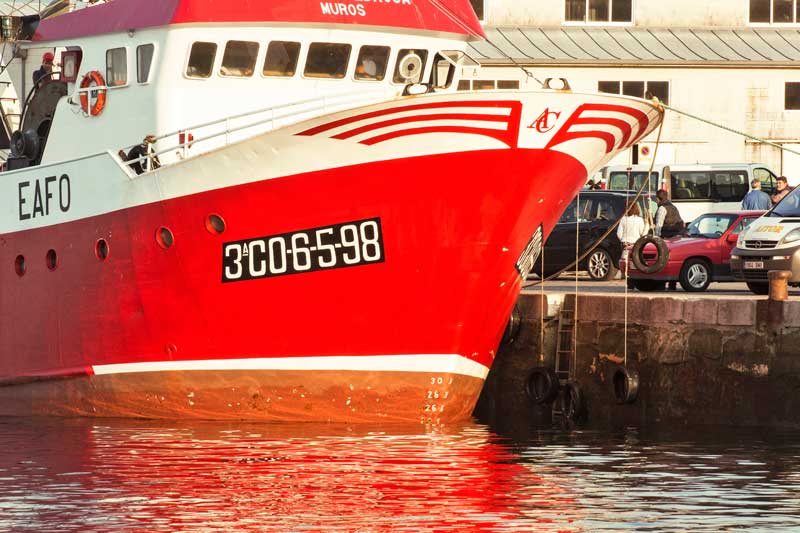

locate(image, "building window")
(186, 42), (217, 79)
(750, 0), (800, 23)
(220, 41), (258, 77)
(137, 44), (154, 83)
(105, 47), (127, 86)
(785, 82), (800, 109)
(264, 41), (300, 77)
(598, 80), (669, 104)
(566, 0), (633, 23)
(470, 0), (484, 20)
(304, 43), (351, 79)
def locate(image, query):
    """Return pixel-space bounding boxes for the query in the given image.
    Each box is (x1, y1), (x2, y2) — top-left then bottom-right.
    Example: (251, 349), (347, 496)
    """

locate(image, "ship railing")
(116, 88), (399, 176)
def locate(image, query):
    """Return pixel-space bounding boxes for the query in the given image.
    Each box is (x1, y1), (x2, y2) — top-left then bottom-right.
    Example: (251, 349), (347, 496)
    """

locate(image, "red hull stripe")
(35, 0), (485, 42)
(331, 113), (511, 140)
(360, 126), (517, 147)
(91, 355), (490, 379)
(297, 101), (521, 137)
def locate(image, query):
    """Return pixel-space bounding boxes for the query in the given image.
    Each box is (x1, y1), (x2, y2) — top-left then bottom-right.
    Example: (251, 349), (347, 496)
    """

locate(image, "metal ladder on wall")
(552, 293), (576, 419)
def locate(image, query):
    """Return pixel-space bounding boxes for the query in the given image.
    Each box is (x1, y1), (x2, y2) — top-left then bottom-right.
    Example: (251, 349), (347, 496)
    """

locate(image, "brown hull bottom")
(0, 370), (485, 424)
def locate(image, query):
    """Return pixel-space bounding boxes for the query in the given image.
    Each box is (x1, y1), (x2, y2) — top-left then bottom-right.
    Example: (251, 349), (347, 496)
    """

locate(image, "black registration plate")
(222, 217), (385, 283)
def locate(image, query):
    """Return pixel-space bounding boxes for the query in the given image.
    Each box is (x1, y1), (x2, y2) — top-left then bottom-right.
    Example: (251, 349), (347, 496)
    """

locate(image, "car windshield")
(769, 186), (800, 217)
(686, 214), (737, 238)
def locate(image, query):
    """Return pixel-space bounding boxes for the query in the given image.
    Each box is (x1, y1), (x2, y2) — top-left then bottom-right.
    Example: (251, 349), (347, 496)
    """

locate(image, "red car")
(622, 211), (764, 292)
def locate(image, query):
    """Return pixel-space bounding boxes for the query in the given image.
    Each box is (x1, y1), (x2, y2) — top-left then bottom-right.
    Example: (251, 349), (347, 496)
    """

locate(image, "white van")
(603, 163), (780, 223)
(731, 186), (800, 294)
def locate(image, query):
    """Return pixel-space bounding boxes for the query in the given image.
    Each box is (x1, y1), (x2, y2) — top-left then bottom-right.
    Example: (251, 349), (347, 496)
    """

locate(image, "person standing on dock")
(772, 176), (792, 205)
(654, 190), (684, 239)
(741, 179), (771, 210)
(617, 202), (647, 258)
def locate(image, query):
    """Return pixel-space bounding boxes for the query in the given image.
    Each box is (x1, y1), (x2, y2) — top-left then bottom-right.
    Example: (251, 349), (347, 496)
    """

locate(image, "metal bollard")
(768, 270), (791, 301)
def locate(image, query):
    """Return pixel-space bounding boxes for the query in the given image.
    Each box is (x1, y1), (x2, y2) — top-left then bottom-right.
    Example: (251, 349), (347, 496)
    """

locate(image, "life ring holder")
(631, 235), (669, 274)
(79, 70), (107, 116)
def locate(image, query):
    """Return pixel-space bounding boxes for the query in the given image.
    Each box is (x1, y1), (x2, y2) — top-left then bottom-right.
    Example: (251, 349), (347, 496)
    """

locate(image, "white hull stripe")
(91, 354), (491, 379)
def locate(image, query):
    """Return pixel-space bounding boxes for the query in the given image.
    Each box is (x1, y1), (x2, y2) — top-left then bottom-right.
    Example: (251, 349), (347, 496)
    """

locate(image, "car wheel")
(587, 248), (618, 281)
(746, 281), (769, 295)
(631, 279), (666, 292)
(679, 258), (712, 292)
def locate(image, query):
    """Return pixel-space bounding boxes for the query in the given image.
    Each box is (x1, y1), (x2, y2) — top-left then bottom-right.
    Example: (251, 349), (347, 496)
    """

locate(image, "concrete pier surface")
(476, 284), (800, 429)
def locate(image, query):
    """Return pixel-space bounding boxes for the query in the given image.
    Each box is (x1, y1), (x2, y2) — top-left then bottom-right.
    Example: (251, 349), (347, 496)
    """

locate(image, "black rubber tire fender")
(560, 380), (587, 423)
(631, 235), (669, 274)
(524, 367), (560, 405)
(612, 367), (640, 404)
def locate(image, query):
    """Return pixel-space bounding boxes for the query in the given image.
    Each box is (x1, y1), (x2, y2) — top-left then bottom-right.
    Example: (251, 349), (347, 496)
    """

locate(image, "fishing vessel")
(0, 0), (661, 422)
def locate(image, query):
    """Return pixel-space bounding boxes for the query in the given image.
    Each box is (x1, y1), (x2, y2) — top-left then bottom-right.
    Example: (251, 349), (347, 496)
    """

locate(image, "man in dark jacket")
(654, 189), (684, 238)
(32, 52), (54, 87)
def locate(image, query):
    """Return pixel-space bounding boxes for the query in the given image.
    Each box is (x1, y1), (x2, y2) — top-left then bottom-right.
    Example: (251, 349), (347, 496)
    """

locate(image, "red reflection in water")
(0, 420), (579, 532)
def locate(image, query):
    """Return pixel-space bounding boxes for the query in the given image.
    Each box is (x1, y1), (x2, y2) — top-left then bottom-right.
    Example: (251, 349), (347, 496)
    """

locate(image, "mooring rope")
(660, 102), (800, 158)
(623, 111), (665, 366)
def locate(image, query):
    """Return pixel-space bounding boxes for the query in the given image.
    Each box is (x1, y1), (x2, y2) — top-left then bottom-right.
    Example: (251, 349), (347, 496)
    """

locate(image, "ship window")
(61, 50), (82, 83)
(393, 49), (427, 84)
(354, 45), (389, 81)
(105, 47), (127, 87)
(263, 41), (300, 77)
(432, 53), (455, 88)
(304, 43), (352, 79)
(220, 40), (259, 77)
(187, 42), (217, 79)
(474, 80), (495, 90)
(497, 80), (520, 89)
(457, 79), (470, 90)
(137, 44), (154, 83)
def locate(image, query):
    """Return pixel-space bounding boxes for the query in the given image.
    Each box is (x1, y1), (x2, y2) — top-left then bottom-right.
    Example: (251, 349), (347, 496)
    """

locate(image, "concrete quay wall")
(475, 293), (800, 428)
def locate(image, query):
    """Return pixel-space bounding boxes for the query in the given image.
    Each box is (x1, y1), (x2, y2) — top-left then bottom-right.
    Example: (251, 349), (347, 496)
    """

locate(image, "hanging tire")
(612, 367), (640, 404)
(586, 248), (618, 281)
(746, 281), (769, 295)
(560, 380), (587, 423)
(525, 367), (559, 405)
(679, 258), (712, 292)
(631, 235), (669, 274)
(500, 305), (521, 347)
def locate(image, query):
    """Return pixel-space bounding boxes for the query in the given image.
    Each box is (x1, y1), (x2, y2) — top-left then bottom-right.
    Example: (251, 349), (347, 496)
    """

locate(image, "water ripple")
(1, 420), (800, 532)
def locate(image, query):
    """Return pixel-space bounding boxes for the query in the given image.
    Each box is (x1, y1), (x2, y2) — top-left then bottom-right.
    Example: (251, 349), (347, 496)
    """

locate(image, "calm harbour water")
(1, 417), (799, 532)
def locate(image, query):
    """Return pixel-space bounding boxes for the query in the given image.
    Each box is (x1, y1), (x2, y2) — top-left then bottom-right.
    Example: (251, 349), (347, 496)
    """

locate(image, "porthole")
(156, 227), (174, 249)
(46, 249), (58, 271)
(14, 255), (25, 277)
(95, 239), (109, 260)
(204, 214), (226, 235)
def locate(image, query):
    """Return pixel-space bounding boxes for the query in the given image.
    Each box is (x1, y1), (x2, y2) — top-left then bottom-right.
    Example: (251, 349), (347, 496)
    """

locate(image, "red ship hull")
(0, 148), (582, 422)
(0, 88), (662, 422)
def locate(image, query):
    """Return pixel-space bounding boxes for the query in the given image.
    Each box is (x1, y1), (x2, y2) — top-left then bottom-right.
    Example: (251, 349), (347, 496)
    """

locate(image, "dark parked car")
(532, 190), (656, 281)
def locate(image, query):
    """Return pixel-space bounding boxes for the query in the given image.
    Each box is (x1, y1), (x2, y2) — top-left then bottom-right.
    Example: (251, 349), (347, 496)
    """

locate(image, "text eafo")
(18, 174), (71, 221)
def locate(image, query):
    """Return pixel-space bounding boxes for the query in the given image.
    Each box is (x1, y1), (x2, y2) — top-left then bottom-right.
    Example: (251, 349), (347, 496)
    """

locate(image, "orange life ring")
(79, 70), (107, 116)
